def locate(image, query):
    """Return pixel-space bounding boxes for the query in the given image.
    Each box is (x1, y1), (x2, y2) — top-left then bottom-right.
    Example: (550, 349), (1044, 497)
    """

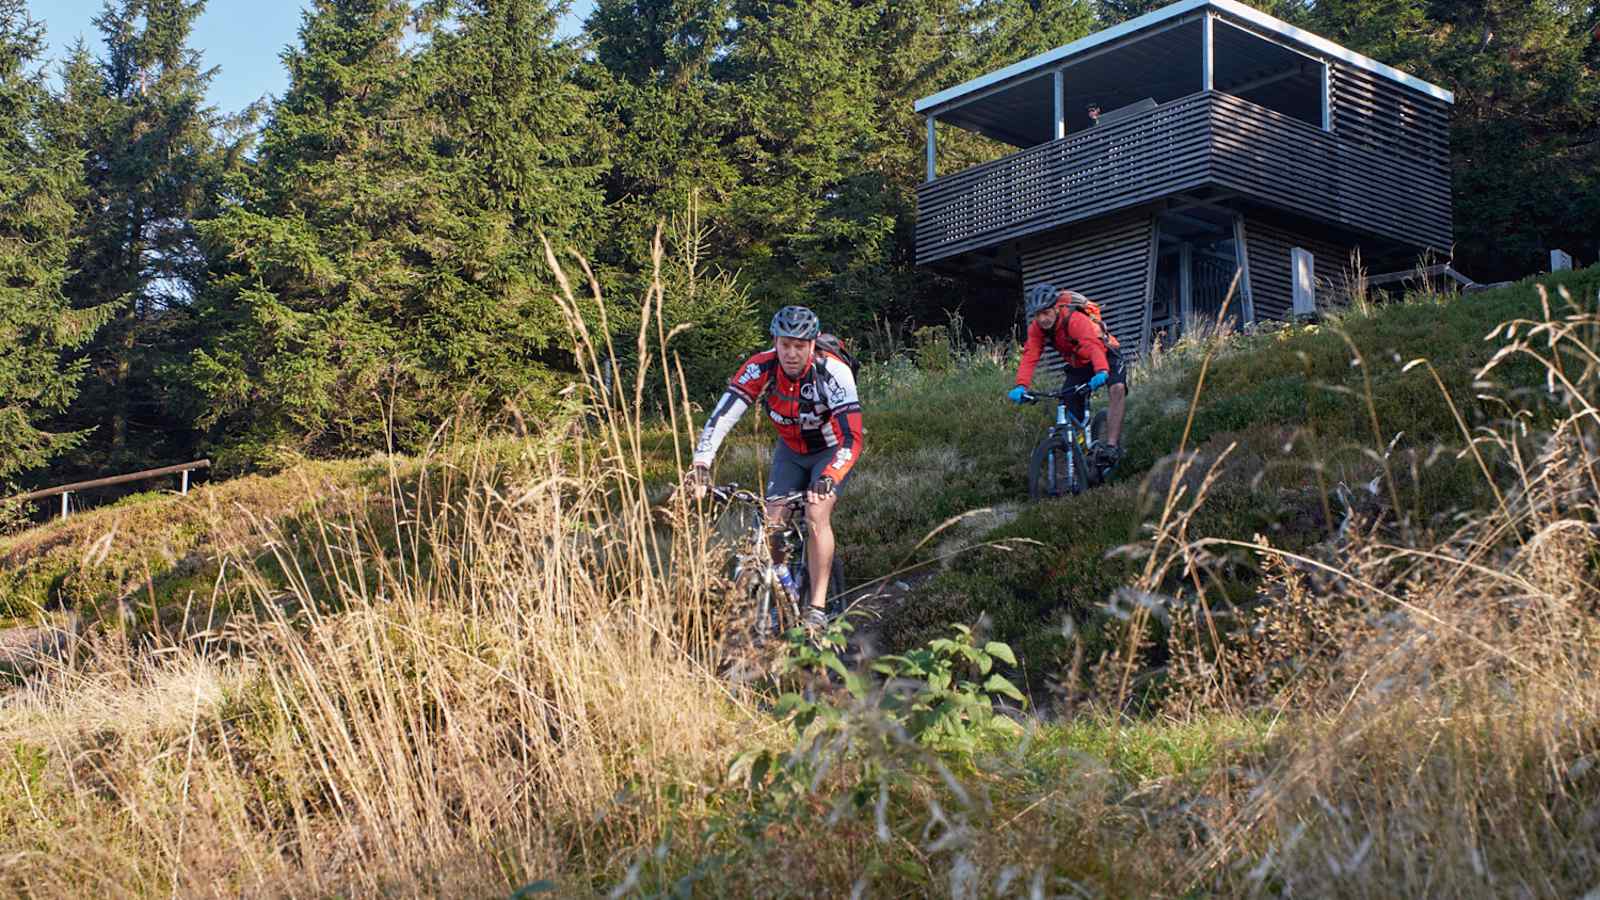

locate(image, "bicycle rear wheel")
(1029, 434), (1088, 499)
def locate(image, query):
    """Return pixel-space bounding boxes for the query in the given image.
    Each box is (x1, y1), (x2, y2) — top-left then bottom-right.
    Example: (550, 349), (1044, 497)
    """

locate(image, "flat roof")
(914, 0), (1453, 115)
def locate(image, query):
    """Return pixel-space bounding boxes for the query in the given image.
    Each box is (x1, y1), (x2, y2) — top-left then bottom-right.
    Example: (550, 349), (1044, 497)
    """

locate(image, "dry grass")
(3, 247), (1597, 896)
(1138, 283), (1600, 894)
(0, 234), (773, 896)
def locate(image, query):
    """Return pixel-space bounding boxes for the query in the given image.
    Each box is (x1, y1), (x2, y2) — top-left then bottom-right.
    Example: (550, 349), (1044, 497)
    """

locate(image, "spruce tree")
(0, 3), (107, 483)
(54, 0), (227, 474)
(192, 0), (422, 460)
(195, 0), (607, 462)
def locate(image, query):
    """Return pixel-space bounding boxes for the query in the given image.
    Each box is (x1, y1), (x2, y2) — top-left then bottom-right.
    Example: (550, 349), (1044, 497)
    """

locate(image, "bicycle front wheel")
(1029, 435), (1087, 499)
(733, 565), (779, 643)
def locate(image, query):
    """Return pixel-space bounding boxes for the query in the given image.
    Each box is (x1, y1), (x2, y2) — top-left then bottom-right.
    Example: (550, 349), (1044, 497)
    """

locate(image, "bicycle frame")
(711, 485), (808, 636)
(1022, 385), (1101, 497)
(1049, 399), (1091, 488)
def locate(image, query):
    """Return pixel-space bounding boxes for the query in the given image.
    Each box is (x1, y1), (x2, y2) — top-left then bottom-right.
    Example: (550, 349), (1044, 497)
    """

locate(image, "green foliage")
(587, 1), (1096, 343)
(777, 620), (1025, 753)
(912, 324), (954, 372)
(604, 199), (764, 405)
(0, 1), (108, 482)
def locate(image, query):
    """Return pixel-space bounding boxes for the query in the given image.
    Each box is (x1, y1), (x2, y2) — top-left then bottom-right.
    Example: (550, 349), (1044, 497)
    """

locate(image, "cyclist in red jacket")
(1008, 284), (1127, 470)
(689, 305), (863, 629)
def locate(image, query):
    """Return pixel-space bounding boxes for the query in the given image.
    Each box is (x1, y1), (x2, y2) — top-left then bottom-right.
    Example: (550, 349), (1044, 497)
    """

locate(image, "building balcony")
(915, 89), (1451, 267)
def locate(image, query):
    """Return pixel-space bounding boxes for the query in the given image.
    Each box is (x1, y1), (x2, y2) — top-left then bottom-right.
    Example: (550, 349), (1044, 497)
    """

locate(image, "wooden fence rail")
(7, 459), (211, 520)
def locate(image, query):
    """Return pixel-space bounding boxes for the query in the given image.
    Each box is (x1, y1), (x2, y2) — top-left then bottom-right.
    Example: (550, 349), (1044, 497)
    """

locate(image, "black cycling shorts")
(765, 441), (852, 500)
(1061, 347), (1128, 421)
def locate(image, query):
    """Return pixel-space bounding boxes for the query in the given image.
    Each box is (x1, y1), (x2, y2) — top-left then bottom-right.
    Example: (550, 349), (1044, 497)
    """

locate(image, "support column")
(1232, 214), (1257, 324)
(1202, 13), (1214, 92)
(925, 116), (937, 182)
(60, 492), (69, 521)
(1053, 69), (1065, 140)
(1139, 216), (1162, 356)
(1179, 243), (1194, 329)
(1320, 62), (1331, 130)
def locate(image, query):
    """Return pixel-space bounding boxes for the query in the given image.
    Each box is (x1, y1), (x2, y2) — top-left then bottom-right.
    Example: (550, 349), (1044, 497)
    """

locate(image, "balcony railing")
(916, 92), (1214, 264)
(915, 90), (1451, 264)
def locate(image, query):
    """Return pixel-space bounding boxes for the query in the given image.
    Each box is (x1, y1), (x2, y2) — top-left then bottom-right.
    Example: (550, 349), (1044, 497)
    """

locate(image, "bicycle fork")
(1054, 403), (1077, 490)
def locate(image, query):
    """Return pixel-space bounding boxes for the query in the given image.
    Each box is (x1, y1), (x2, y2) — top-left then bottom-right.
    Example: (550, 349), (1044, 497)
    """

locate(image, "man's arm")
(693, 353), (769, 469)
(820, 360), (863, 483)
(1014, 320), (1046, 387)
(693, 390), (751, 468)
(1067, 312), (1110, 373)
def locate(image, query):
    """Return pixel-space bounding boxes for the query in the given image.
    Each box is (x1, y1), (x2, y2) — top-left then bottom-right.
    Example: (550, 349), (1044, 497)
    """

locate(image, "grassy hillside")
(1, 266), (1597, 896)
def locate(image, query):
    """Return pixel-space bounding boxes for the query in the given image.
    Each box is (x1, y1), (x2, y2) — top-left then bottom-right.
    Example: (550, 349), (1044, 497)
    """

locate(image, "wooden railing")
(916, 92), (1214, 264)
(8, 460), (211, 521)
(915, 90), (1452, 265)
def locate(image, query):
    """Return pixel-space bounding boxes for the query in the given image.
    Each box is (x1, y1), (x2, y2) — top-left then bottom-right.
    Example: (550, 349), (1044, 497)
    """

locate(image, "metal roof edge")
(1208, 0), (1454, 103)
(913, 0), (1209, 114)
(914, 0), (1453, 115)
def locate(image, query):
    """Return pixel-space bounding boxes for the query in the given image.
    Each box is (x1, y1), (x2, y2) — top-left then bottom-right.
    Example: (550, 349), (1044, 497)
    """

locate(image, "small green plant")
(912, 324), (954, 372)
(872, 623), (1026, 751)
(777, 620), (1026, 753)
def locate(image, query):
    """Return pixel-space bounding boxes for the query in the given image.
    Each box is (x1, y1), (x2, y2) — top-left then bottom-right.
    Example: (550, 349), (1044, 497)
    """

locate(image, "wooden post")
(180, 469), (190, 495)
(1551, 249), (1573, 272)
(1053, 69), (1065, 140)
(925, 116), (937, 182)
(1202, 14), (1214, 92)
(1139, 215), (1162, 356)
(60, 492), (69, 521)
(1292, 247), (1316, 316)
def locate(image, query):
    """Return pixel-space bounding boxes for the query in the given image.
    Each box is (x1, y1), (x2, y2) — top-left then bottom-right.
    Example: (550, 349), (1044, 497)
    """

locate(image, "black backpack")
(815, 332), (860, 377)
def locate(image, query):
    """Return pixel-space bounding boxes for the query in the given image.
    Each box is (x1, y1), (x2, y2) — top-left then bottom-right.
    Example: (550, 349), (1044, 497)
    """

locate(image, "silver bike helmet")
(769, 305), (821, 340)
(1024, 283), (1059, 318)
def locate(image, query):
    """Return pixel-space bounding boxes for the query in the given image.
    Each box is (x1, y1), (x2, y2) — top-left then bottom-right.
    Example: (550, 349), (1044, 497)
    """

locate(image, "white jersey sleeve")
(692, 390), (751, 468)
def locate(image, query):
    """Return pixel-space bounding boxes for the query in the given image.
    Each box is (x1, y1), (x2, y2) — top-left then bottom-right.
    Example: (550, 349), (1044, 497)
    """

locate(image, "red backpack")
(1055, 291), (1120, 352)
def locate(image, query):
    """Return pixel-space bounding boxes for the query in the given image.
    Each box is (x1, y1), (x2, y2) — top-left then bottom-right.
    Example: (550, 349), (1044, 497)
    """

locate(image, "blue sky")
(24, 0), (597, 115)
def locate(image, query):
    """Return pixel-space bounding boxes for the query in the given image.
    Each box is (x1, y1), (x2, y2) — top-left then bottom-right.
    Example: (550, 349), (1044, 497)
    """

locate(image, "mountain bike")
(708, 484), (844, 641)
(1022, 385), (1111, 499)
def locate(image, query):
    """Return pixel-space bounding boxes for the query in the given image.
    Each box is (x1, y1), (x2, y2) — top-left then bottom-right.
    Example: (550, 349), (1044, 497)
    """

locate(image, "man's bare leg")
(1107, 382), (1127, 446)
(765, 500), (792, 565)
(804, 492), (838, 612)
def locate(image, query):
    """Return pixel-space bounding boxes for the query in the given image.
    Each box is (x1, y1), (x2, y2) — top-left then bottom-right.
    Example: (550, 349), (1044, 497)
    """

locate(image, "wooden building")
(915, 0), (1454, 354)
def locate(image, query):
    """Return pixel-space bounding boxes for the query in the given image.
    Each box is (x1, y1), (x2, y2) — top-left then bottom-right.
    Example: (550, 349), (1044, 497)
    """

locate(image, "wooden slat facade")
(1020, 212), (1157, 374)
(917, 93), (1213, 263)
(916, 86), (1452, 267)
(1242, 217), (1355, 320)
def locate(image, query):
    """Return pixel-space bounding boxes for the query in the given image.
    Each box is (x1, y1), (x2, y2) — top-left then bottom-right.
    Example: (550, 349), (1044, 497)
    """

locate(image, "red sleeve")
(1067, 313), (1109, 372)
(1014, 321), (1046, 387)
(822, 409), (864, 481)
(726, 351), (771, 403)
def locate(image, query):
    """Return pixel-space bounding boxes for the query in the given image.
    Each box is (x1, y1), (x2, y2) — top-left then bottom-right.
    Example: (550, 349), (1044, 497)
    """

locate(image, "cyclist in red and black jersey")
(689, 305), (863, 629)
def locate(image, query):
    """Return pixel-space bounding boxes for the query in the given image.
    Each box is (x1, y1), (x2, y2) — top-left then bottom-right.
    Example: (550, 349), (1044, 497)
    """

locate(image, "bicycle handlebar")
(707, 483), (805, 509)
(1020, 383), (1093, 405)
